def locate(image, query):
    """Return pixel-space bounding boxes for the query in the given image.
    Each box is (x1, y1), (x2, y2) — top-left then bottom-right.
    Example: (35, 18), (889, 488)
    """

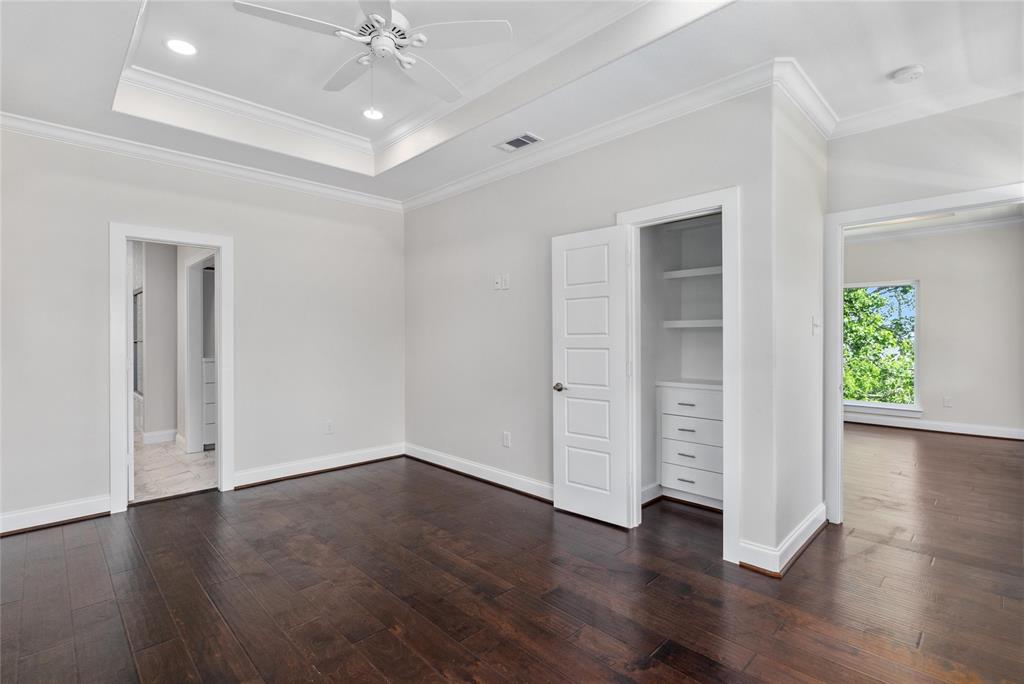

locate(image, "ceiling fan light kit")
(234, 0), (513, 107)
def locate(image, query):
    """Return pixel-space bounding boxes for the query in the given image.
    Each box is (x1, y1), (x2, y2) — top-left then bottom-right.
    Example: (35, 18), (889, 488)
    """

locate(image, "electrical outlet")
(502, 431), (511, 448)
(501, 273), (511, 290)
(942, 397), (953, 408)
(493, 273), (502, 290)
(325, 420), (335, 435)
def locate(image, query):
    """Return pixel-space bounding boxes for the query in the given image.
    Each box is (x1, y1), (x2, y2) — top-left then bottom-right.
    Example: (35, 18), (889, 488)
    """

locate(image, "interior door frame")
(617, 186), (741, 563)
(109, 223), (235, 513)
(823, 182), (1024, 523)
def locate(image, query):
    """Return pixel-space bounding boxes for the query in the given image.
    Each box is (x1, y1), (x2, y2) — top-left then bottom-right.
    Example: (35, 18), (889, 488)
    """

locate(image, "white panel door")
(551, 225), (632, 527)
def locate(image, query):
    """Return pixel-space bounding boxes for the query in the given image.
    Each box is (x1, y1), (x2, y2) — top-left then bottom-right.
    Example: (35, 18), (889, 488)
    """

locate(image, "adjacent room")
(129, 239), (219, 502)
(838, 203), (1024, 569)
(1, 0), (1021, 682)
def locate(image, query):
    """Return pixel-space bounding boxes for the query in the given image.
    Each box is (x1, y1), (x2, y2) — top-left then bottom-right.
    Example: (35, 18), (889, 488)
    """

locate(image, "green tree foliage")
(843, 285), (916, 404)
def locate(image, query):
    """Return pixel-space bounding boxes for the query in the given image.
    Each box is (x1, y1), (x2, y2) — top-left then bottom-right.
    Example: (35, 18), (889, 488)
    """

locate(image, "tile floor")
(132, 432), (216, 502)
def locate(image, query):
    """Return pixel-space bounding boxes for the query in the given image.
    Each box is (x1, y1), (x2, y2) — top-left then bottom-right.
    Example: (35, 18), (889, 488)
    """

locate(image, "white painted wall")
(142, 242), (177, 435)
(771, 89), (828, 541)
(828, 93), (1024, 213)
(844, 221), (1024, 432)
(0, 130), (405, 514)
(406, 89), (792, 549)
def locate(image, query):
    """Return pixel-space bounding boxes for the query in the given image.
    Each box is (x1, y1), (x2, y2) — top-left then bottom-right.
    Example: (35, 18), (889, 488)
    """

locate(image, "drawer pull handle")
(677, 402), (696, 407)
(677, 478), (695, 484)
(677, 428), (696, 433)
(677, 452), (696, 458)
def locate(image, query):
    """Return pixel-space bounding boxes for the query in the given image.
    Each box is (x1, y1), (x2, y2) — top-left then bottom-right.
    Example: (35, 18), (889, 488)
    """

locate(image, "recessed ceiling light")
(362, 108), (384, 120)
(888, 64), (924, 84)
(165, 39), (197, 56)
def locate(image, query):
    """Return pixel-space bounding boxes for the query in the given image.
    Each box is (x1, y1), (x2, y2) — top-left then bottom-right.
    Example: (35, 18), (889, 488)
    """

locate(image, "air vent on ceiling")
(496, 132), (543, 153)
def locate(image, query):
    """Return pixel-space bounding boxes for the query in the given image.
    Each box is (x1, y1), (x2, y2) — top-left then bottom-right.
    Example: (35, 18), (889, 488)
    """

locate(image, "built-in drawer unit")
(660, 439), (723, 472)
(661, 463), (723, 500)
(656, 381), (724, 509)
(660, 414), (723, 448)
(660, 386), (723, 421)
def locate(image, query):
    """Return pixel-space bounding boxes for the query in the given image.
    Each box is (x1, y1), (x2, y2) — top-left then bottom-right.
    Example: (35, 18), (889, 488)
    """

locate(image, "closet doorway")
(620, 188), (740, 563)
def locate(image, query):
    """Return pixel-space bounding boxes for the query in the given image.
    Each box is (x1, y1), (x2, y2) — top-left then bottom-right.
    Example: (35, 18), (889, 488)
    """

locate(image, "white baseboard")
(175, 432), (187, 450)
(845, 414), (1024, 440)
(233, 443), (405, 487)
(738, 502), (826, 574)
(642, 483), (662, 504)
(1, 495), (110, 534)
(660, 485), (722, 510)
(405, 443), (554, 501)
(142, 429), (178, 445)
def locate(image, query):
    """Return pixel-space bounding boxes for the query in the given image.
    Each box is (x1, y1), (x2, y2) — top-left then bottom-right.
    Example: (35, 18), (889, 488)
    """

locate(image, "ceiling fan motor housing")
(359, 9), (410, 59)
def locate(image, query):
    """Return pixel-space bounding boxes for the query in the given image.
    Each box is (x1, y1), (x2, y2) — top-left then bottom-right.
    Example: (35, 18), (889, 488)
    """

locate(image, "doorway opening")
(620, 187), (741, 563)
(824, 184), (1024, 528)
(110, 223), (235, 513)
(127, 240), (217, 502)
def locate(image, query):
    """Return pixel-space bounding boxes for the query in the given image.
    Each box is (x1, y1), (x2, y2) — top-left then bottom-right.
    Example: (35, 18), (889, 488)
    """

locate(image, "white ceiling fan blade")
(399, 54), (461, 102)
(233, 1), (354, 37)
(411, 20), (512, 49)
(323, 53), (369, 92)
(358, 0), (392, 25)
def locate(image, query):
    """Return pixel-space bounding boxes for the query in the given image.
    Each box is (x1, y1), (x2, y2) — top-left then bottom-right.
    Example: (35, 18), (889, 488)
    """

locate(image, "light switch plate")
(502, 431), (511, 448)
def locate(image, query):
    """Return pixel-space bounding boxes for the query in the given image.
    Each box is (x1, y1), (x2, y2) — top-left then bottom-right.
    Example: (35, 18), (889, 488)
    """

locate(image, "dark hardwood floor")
(1, 424), (1021, 682)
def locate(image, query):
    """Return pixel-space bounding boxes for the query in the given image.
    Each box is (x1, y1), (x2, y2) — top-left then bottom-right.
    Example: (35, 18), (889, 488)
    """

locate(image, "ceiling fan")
(233, 0), (513, 103)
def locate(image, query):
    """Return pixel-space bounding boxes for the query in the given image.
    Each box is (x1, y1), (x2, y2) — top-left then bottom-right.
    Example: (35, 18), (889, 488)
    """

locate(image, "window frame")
(841, 279), (922, 415)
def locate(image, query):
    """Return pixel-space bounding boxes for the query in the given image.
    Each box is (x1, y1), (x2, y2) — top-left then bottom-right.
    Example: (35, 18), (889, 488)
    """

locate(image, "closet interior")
(640, 212), (725, 510)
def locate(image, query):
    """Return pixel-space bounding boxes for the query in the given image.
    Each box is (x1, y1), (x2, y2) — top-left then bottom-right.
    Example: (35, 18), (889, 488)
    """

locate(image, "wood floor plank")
(111, 567), (178, 653)
(144, 549), (262, 683)
(342, 574), (507, 683)
(18, 529), (72, 656)
(66, 542), (115, 610)
(71, 598), (138, 683)
(15, 640), (76, 684)
(205, 577), (322, 683)
(355, 628), (447, 683)
(134, 639), (201, 684)
(286, 616), (385, 682)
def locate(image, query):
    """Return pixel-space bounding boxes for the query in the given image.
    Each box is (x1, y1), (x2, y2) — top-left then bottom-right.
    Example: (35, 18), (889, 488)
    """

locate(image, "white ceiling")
(2, 1), (1022, 204)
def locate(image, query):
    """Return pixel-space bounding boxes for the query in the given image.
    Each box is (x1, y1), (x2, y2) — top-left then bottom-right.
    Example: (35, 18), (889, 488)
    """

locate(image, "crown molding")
(0, 112), (404, 213)
(404, 58), (831, 211)
(771, 58), (839, 138)
(121, 66), (373, 155)
(844, 213), (1023, 243)
(114, 67), (375, 175)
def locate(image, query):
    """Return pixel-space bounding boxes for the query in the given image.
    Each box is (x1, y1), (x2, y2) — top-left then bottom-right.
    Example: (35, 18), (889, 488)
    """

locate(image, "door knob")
(552, 382), (566, 392)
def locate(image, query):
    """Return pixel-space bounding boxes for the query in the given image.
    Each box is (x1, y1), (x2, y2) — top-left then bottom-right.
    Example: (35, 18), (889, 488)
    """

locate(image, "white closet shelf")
(663, 319), (723, 329)
(663, 266), (722, 280)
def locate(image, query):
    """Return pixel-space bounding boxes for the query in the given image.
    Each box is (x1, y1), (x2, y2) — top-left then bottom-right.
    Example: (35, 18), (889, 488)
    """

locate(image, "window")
(133, 290), (143, 395)
(843, 282), (917, 407)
